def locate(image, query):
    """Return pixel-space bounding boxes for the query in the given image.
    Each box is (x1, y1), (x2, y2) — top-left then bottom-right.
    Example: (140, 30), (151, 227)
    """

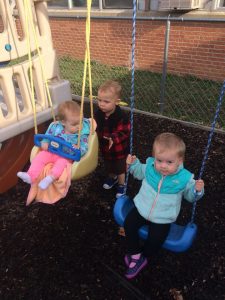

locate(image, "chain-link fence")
(58, 18), (225, 131)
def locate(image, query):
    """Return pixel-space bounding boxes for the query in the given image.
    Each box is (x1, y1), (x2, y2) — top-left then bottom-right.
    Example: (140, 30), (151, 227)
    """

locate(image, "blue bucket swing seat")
(113, 0), (225, 253)
(113, 194), (197, 253)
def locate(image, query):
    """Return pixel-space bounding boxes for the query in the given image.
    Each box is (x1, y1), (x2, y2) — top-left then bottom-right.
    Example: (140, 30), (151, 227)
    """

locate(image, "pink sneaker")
(124, 254), (131, 267)
(125, 255), (148, 279)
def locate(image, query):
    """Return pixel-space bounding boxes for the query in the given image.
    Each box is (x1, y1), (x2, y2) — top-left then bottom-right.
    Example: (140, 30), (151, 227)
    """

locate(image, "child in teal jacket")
(124, 132), (204, 279)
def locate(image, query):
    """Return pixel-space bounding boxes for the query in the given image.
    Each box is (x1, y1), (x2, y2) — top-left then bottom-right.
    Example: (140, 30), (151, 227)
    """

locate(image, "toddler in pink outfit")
(17, 101), (90, 190)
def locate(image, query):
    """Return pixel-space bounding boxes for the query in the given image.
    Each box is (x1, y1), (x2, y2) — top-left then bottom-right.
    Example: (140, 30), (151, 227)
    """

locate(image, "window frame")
(47, 0), (134, 10)
(47, 0), (225, 11)
(47, 0), (100, 9)
(212, 0), (225, 10)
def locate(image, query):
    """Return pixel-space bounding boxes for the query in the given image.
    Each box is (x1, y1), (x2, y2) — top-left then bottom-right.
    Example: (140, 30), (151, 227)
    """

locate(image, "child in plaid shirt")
(95, 80), (130, 199)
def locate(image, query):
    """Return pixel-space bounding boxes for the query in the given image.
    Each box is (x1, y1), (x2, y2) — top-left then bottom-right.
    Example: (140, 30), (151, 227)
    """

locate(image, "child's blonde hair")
(57, 101), (80, 121)
(98, 80), (122, 99)
(153, 132), (186, 159)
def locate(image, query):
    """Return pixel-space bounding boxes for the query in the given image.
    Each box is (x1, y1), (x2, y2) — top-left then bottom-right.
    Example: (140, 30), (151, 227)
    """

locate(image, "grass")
(59, 56), (225, 129)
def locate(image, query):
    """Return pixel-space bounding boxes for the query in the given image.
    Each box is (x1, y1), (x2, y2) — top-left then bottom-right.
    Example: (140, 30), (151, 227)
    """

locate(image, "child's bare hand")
(103, 136), (113, 149)
(41, 142), (49, 151)
(126, 154), (137, 165)
(72, 144), (79, 149)
(195, 179), (204, 192)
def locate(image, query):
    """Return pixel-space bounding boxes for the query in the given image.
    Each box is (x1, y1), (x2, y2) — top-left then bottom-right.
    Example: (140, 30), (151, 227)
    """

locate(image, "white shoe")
(38, 175), (54, 190)
(17, 172), (32, 184)
(103, 177), (118, 189)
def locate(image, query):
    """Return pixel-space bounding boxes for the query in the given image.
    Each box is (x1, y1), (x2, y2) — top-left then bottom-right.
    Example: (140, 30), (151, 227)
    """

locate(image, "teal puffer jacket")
(129, 157), (204, 224)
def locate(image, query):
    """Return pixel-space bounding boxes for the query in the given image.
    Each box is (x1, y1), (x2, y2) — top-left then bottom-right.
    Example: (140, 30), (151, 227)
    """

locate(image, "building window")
(214, 0), (225, 8)
(47, 0), (99, 8)
(47, 0), (132, 9)
(72, 0), (99, 7)
(48, 0), (68, 7)
(103, 0), (132, 9)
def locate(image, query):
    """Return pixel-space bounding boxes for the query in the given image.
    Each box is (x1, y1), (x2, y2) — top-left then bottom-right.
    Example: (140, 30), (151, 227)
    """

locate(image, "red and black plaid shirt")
(95, 106), (131, 160)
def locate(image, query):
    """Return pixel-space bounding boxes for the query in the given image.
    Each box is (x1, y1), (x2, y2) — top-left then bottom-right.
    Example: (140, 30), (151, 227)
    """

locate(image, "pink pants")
(28, 150), (70, 182)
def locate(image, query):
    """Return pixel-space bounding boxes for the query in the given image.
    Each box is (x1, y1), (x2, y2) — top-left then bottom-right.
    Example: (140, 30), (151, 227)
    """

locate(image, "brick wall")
(49, 17), (225, 82)
(1, 16), (225, 82)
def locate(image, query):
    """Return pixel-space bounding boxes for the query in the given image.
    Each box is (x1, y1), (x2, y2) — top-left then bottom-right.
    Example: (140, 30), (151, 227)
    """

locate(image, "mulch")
(0, 111), (224, 300)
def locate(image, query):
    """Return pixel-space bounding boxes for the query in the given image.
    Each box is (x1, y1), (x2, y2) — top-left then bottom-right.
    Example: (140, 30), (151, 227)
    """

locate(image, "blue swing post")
(113, 0), (225, 253)
(34, 134), (81, 161)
